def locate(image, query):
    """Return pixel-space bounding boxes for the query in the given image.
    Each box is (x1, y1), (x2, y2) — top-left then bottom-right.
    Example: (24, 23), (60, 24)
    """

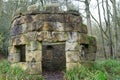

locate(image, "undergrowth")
(65, 59), (120, 80)
(0, 60), (44, 80)
(1, 59), (120, 80)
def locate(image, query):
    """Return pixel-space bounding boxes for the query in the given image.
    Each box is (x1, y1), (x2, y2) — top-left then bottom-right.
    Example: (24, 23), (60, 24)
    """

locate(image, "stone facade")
(8, 4), (97, 74)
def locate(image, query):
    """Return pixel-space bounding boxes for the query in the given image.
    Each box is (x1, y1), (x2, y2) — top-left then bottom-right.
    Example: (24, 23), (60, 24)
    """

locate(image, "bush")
(0, 32), (9, 56)
(0, 60), (10, 74)
(0, 60), (44, 80)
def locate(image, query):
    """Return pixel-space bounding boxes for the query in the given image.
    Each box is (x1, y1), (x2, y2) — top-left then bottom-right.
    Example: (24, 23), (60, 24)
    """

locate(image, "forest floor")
(42, 71), (64, 80)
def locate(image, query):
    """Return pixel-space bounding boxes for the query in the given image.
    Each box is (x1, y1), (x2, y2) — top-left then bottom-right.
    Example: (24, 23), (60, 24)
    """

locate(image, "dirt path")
(42, 71), (64, 80)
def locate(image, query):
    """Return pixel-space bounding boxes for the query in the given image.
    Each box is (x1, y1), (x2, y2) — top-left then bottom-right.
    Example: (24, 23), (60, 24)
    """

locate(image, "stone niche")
(8, 5), (97, 74)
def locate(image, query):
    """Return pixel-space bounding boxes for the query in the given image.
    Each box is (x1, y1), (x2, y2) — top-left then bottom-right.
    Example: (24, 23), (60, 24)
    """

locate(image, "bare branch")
(91, 12), (109, 39)
(102, 0), (108, 34)
(74, 0), (85, 2)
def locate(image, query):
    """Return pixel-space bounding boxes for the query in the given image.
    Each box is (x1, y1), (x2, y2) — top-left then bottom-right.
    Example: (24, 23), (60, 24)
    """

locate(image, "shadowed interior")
(42, 44), (66, 71)
(15, 45), (26, 62)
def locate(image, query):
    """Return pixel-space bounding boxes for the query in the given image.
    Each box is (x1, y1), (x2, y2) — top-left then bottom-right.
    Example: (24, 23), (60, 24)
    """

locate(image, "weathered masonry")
(8, 4), (97, 74)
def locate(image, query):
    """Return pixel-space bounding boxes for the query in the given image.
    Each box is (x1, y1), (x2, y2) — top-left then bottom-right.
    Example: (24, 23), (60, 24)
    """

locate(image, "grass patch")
(1, 59), (120, 80)
(65, 59), (120, 80)
(0, 60), (44, 80)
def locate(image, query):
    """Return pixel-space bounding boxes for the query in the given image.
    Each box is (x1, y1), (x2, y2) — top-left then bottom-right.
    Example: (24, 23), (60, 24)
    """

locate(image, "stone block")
(66, 42), (80, 51)
(43, 31), (52, 41)
(67, 32), (80, 42)
(65, 23), (81, 32)
(13, 18), (22, 25)
(11, 62), (28, 70)
(27, 41), (38, 51)
(26, 51), (42, 62)
(39, 22), (53, 31)
(64, 14), (82, 23)
(19, 16), (26, 24)
(54, 22), (64, 31)
(86, 53), (96, 61)
(19, 34), (27, 44)
(21, 24), (28, 33)
(66, 62), (81, 71)
(72, 16), (82, 23)
(52, 32), (68, 42)
(37, 31), (52, 42)
(44, 14), (64, 22)
(64, 14), (71, 23)
(34, 51), (42, 62)
(64, 14), (82, 31)
(80, 24), (88, 34)
(24, 15), (33, 23)
(26, 51), (33, 62)
(65, 23), (87, 33)
(45, 14), (57, 22)
(79, 34), (89, 44)
(26, 21), (44, 32)
(26, 32), (37, 41)
(32, 14), (45, 21)
(56, 14), (64, 22)
(37, 32), (44, 41)
(45, 22), (64, 31)
(66, 51), (80, 62)
(10, 25), (22, 36)
(37, 42), (42, 50)
(8, 46), (17, 54)
(88, 45), (97, 53)
(33, 21), (43, 31)
(26, 23), (35, 31)
(73, 23), (82, 31)
(64, 23), (74, 31)
(88, 36), (97, 46)
(11, 34), (27, 46)
(8, 53), (20, 63)
(28, 62), (42, 74)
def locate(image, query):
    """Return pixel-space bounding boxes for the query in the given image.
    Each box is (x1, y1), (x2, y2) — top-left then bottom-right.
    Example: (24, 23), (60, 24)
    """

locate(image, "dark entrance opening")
(42, 44), (66, 71)
(15, 45), (26, 62)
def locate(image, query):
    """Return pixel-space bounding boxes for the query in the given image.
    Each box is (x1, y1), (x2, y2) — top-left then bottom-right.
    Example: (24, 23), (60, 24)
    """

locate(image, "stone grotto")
(8, 3), (97, 74)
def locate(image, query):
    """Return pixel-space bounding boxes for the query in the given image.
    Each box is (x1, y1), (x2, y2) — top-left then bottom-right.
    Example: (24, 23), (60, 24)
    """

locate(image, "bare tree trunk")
(65, 0), (68, 10)
(111, 0), (118, 58)
(85, 0), (92, 35)
(97, 0), (107, 59)
(106, 0), (114, 58)
(0, 0), (3, 17)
